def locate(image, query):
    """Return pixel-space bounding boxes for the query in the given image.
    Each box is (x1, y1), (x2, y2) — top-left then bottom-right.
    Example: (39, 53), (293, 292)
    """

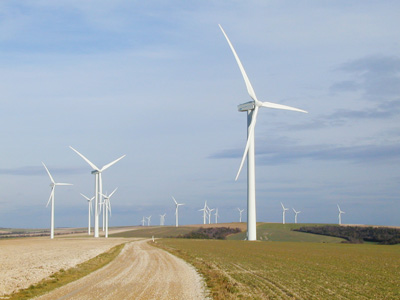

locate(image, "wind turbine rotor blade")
(55, 183), (73, 186)
(171, 196), (178, 205)
(69, 146), (99, 171)
(219, 24), (258, 102)
(42, 162), (55, 184)
(80, 193), (91, 201)
(46, 188), (54, 207)
(235, 106), (259, 181)
(101, 155), (126, 172)
(109, 187), (118, 198)
(260, 101), (308, 114)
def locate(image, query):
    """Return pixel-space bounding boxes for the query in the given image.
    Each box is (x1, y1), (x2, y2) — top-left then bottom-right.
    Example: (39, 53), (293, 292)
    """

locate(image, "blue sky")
(1, 1), (399, 228)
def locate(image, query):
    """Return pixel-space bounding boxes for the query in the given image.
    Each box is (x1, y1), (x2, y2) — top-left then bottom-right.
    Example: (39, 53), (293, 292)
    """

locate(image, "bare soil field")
(0, 236), (130, 296)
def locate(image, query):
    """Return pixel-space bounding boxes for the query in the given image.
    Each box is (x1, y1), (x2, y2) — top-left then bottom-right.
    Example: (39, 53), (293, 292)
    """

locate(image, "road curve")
(35, 239), (208, 300)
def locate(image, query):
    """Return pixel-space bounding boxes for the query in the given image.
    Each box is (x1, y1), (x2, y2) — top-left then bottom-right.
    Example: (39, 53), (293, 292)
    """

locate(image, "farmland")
(157, 238), (400, 299)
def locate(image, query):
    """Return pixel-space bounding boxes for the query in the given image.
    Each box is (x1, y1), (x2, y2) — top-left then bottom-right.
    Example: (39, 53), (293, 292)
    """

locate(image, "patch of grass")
(3, 243), (126, 300)
(156, 239), (400, 300)
(228, 223), (345, 243)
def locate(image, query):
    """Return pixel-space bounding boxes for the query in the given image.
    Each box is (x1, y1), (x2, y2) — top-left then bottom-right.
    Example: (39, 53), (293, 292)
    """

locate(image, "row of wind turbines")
(42, 146), (125, 239)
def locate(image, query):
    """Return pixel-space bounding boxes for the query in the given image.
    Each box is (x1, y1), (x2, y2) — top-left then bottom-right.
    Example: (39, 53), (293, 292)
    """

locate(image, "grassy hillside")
(156, 239), (400, 300)
(110, 226), (195, 238)
(228, 223), (345, 243)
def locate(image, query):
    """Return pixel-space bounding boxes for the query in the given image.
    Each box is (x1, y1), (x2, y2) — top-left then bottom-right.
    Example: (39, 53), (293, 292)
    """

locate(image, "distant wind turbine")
(281, 202), (289, 224)
(80, 193), (94, 235)
(219, 25), (307, 241)
(208, 208), (215, 224)
(42, 162), (72, 239)
(337, 204), (345, 225)
(172, 196), (184, 227)
(141, 216), (145, 227)
(215, 208), (219, 224)
(160, 213), (166, 226)
(101, 188), (117, 238)
(198, 201), (208, 225)
(292, 208), (301, 224)
(238, 208), (244, 223)
(69, 146), (125, 238)
(146, 215), (152, 226)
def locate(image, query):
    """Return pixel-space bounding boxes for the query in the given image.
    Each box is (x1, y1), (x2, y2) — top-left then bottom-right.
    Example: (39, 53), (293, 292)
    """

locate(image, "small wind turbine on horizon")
(141, 216), (145, 226)
(292, 208), (301, 224)
(160, 213), (166, 226)
(208, 207), (215, 224)
(238, 208), (244, 223)
(172, 196), (184, 227)
(101, 188), (117, 238)
(42, 162), (72, 239)
(215, 208), (219, 224)
(337, 204), (345, 225)
(146, 215), (152, 226)
(219, 25), (307, 241)
(80, 193), (94, 235)
(198, 201), (208, 225)
(69, 146), (125, 238)
(281, 202), (289, 224)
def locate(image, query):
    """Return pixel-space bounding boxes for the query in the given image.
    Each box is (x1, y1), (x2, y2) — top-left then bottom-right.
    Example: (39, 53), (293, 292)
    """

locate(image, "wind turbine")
(160, 213), (166, 226)
(208, 208), (215, 224)
(292, 208), (301, 224)
(172, 196), (184, 227)
(42, 162), (72, 239)
(141, 217), (145, 226)
(215, 208), (219, 224)
(238, 208), (244, 223)
(69, 146), (125, 238)
(80, 193), (94, 235)
(198, 201), (208, 225)
(219, 25), (307, 241)
(101, 188), (117, 238)
(146, 215), (152, 226)
(281, 202), (289, 224)
(337, 204), (345, 225)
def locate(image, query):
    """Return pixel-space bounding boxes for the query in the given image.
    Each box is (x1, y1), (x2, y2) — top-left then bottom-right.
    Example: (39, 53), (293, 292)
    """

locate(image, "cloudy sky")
(1, 1), (399, 229)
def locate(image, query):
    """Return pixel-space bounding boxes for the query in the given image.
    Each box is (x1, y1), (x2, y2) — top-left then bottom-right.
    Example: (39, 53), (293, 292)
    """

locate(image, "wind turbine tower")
(337, 204), (345, 225)
(292, 208), (301, 224)
(141, 217), (145, 227)
(101, 188), (117, 238)
(69, 146), (125, 238)
(146, 215), (152, 226)
(42, 162), (72, 239)
(198, 201), (208, 225)
(172, 196), (184, 227)
(215, 208), (219, 224)
(238, 208), (244, 223)
(80, 193), (94, 235)
(281, 202), (289, 224)
(219, 25), (307, 240)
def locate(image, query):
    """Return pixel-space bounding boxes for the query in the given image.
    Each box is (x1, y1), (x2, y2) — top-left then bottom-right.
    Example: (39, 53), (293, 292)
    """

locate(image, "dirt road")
(35, 239), (208, 300)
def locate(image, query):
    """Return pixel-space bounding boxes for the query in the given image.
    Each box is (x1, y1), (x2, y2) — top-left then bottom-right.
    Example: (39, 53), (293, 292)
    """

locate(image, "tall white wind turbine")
(281, 202), (289, 224)
(208, 207), (215, 224)
(198, 201), (208, 225)
(42, 162), (72, 239)
(160, 213), (166, 226)
(101, 188), (117, 238)
(215, 208), (219, 224)
(238, 208), (244, 223)
(172, 196), (184, 227)
(69, 146), (125, 238)
(337, 204), (345, 225)
(80, 193), (94, 235)
(219, 25), (307, 241)
(292, 208), (301, 224)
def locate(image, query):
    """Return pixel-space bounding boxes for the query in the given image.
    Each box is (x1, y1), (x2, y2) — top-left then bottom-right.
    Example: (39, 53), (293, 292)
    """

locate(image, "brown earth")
(34, 239), (208, 300)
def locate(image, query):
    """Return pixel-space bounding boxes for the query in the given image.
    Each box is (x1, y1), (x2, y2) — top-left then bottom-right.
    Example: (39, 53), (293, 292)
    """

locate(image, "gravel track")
(35, 239), (208, 300)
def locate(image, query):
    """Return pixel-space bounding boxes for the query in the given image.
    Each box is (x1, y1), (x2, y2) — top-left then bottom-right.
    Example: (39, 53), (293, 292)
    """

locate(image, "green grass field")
(110, 226), (196, 238)
(157, 239), (400, 300)
(228, 223), (345, 243)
